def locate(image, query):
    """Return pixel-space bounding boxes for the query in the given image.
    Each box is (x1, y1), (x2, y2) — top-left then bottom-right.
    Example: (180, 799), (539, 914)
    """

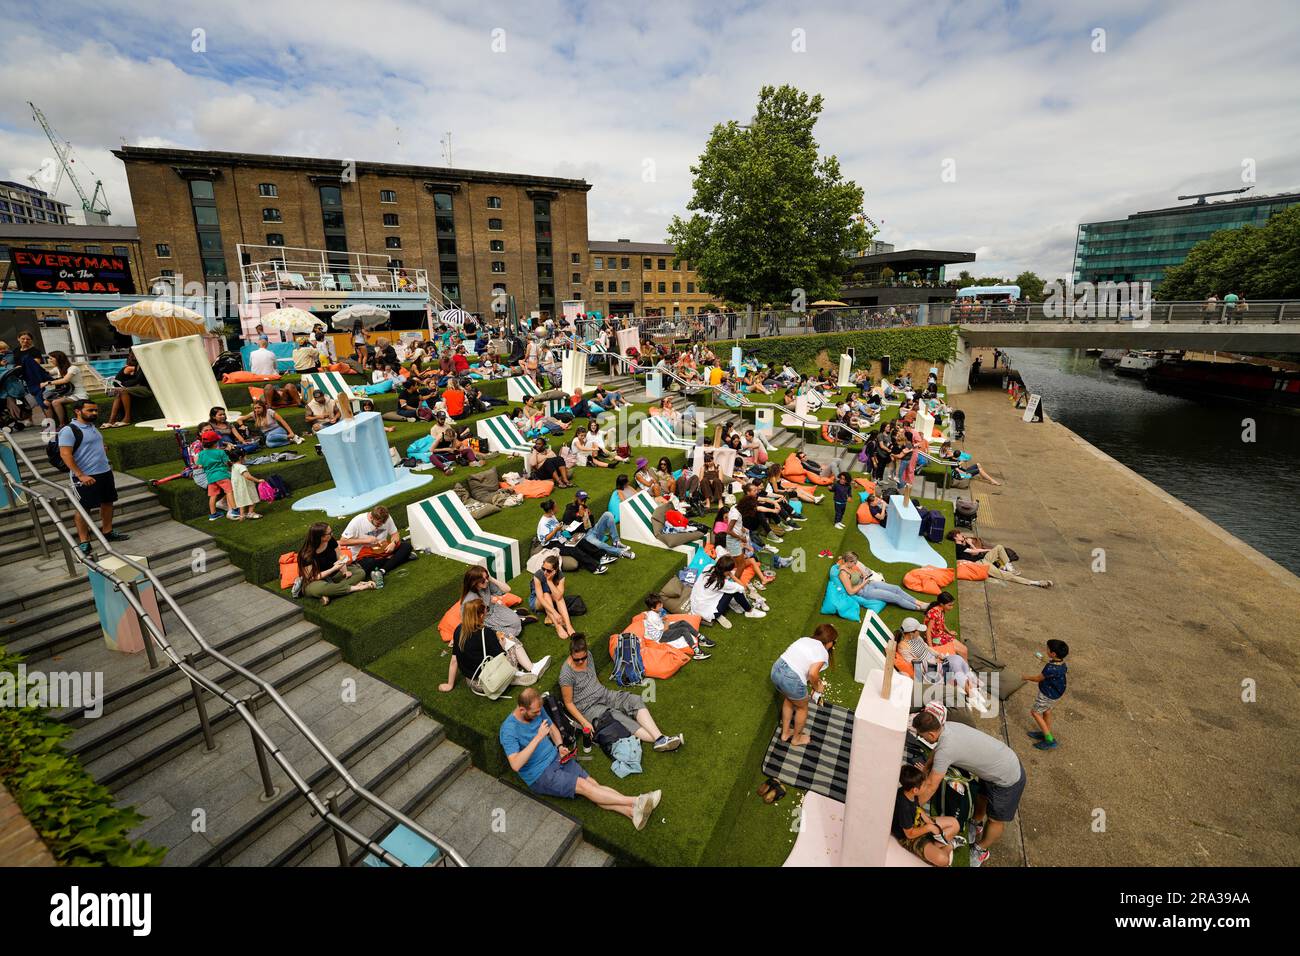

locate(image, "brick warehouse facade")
(113, 146), (592, 319)
(587, 239), (717, 318)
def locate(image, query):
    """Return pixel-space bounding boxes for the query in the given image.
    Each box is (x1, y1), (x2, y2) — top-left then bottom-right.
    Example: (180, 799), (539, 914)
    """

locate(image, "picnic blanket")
(760, 701), (854, 803)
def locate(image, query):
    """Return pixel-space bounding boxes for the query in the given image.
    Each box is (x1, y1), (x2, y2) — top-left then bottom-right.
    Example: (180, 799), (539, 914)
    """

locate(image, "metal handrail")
(0, 430), (466, 868)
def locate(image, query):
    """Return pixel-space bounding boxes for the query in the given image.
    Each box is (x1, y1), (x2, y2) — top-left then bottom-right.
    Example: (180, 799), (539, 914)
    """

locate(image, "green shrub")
(714, 326), (958, 374)
(0, 647), (165, 866)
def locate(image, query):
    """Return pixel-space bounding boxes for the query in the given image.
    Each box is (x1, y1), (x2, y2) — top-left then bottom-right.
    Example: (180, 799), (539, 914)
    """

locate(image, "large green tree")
(1014, 270), (1046, 301)
(667, 85), (869, 307)
(1156, 205), (1300, 300)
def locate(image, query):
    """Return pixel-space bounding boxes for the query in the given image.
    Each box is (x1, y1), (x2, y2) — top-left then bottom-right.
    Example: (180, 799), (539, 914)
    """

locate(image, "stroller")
(950, 409), (966, 441)
(0, 365), (33, 432)
(953, 496), (979, 531)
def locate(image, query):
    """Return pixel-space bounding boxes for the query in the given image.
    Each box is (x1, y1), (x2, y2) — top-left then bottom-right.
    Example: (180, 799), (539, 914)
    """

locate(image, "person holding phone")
(499, 687), (660, 829)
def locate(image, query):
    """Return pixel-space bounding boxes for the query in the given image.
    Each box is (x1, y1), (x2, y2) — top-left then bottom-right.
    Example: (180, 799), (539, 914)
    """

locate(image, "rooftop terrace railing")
(0, 429), (468, 869)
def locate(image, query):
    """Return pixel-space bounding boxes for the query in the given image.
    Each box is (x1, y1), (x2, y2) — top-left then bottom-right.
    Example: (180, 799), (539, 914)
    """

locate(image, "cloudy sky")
(2, 0), (1297, 280)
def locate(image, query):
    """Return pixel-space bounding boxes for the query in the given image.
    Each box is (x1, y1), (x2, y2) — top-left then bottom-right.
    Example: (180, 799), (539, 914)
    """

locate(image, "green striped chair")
(618, 489), (695, 557)
(506, 374), (543, 403)
(475, 414), (532, 456)
(855, 609), (896, 685)
(301, 371), (360, 410)
(638, 415), (695, 450)
(406, 491), (520, 582)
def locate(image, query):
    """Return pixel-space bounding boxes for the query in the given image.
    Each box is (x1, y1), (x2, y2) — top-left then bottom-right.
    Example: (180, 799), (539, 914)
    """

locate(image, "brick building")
(112, 146), (592, 319)
(586, 239), (716, 318)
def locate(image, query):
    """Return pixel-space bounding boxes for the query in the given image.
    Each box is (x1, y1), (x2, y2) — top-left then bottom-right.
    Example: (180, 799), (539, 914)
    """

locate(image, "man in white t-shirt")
(248, 337), (279, 376)
(339, 505), (414, 580)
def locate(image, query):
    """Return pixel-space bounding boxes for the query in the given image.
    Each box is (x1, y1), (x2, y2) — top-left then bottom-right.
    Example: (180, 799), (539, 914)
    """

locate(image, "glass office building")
(1073, 192), (1300, 289)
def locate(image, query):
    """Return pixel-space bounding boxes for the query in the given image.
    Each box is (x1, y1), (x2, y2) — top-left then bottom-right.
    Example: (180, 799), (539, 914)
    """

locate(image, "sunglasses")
(571, 654), (589, 664)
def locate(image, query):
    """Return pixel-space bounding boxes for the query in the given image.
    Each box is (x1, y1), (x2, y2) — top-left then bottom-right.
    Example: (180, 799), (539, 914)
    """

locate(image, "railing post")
(57, 529), (78, 578)
(127, 579), (161, 671)
(328, 792), (351, 867)
(250, 726), (281, 801)
(25, 491), (53, 559)
(190, 681), (218, 752)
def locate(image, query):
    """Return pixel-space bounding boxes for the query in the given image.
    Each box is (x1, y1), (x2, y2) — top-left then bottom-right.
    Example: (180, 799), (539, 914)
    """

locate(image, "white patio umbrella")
(439, 307), (472, 325)
(331, 304), (390, 330)
(260, 307), (324, 336)
(107, 299), (206, 340)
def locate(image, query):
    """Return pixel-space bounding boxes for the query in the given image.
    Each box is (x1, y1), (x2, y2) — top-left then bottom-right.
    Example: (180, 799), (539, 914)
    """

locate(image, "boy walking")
(832, 471), (851, 530)
(1023, 639), (1069, 750)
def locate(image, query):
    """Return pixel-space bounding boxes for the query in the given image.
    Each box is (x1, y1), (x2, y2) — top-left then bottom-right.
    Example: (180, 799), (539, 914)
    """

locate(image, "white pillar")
(946, 335), (972, 395)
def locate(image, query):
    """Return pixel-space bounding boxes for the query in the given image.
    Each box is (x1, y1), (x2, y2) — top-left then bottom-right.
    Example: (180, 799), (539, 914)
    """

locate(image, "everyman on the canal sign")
(8, 248), (136, 295)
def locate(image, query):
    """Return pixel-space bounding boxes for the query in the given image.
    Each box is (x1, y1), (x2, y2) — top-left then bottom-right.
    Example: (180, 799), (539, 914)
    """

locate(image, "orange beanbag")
(279, 552), (300, 590)
(853, 477), (877, 493)
(224, 371), (282, 384)
(501, 479), (554, 498)
(608, 612), (697, 680)
(902, 566), (956, 595)
(781, 453), (834, 486)
(437, 592), (524, 643)
(894, 651), (915, 678)
(856, 501), (881, 526)
(956, 560), (990, 581)
(326, 362), (352, 372)
(701, 543), (756, 585)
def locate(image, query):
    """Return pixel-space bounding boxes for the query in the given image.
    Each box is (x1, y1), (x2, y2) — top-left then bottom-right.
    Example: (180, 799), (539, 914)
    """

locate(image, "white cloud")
(0, 0), (1296, 281)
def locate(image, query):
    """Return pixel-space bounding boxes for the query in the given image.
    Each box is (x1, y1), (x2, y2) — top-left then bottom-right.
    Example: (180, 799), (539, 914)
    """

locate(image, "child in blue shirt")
(1022, 639), (1069, 750)
(832, 471), (852, 529)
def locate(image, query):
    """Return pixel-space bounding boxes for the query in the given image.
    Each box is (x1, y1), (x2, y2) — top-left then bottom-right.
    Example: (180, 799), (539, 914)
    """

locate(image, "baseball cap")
(900, 617), (924, 633)
(575, 490), (589, 500)
(199, 429), (219, 444)
(636, 457), (648, 468)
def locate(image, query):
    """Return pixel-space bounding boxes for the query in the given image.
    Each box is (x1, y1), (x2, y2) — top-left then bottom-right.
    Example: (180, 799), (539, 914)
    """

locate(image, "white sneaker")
(1003, 563), (1017, 574)
(767, 535), (784, 544)
(715, 615), (733, 629)
(531, 655), (552, 676)
(763, 544), (780, 555)
(647, 789), (663, 813)
(814, 494), (825, 504)
(744, 608), (768, 619)
(632, 794), (648, 830)
(834, 522), (845, 529)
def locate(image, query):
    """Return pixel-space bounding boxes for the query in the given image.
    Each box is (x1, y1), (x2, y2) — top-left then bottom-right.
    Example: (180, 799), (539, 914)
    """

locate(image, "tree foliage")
(668, 85), (869, 307)
(1156, 205), (1300, 300)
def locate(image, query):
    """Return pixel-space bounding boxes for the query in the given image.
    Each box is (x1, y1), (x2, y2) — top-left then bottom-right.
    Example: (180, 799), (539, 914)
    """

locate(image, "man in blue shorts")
(500, 687), (660, 830)
(58, 398), (128, 555)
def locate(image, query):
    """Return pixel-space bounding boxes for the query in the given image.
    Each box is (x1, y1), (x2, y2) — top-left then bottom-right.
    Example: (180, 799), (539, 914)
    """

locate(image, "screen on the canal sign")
(9, 247), (136, 295)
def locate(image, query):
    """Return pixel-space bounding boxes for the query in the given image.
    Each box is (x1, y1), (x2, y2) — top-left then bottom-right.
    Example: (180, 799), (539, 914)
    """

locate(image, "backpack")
(611, 632), (645, 687)
(46, 424), (82, 473)
(923, 509), (946, 543)
(263, 475), (291, 500)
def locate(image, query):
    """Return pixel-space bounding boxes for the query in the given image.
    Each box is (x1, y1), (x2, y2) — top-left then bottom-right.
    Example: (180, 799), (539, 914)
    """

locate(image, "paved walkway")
(953, 389), (1300, 867)
(0, 786), (56, 866)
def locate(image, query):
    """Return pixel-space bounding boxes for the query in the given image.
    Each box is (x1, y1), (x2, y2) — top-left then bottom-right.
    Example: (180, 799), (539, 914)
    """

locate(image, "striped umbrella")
(439, 307), (472, 325)
(260, 307), (324, 336)
(107, 299), (206, 340)
(331, 304), (390, 330)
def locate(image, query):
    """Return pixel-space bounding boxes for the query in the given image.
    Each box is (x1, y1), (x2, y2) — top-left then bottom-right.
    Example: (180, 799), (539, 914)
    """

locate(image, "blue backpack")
(611, 632), (645, 687)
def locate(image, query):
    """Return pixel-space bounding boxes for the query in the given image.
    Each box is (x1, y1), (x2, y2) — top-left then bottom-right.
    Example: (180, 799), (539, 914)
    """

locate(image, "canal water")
(1006, 348), (1300, 575)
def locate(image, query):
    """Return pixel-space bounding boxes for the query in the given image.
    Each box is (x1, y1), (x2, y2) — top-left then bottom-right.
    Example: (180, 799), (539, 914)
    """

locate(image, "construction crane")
(27, 101), (111, 224)
(1177, 186), (1253, 206)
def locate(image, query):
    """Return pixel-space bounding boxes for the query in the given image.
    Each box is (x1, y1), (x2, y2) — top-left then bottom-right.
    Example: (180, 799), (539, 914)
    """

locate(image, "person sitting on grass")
(429, 411), (476, 463)
(536, 499), (613, 574)
(770, 625), (838, 747)
(643, 594), (712, 660)
(526, 437), (572, 487)
(531, 554), (578, 639)
(894, 764), (961, 867)
(461, 565), (536, 641)
(924, 591), (968, 661)
(339, 505), (416, 585)
(241, 398), (303, 447)
(948, 530), (1051, 588)
(573, 421), (614, 467)
(560, 634), (685, 752)
(895, 617), (987, 708)
(293, 522), (377, 605)
(102, 348), (149, 428)
(591, 384), (628, 409)
(227, 447), (262, 521)
(262, 381), (303, 409)
(522, 395), (570, 434)
(562, 490), (634, 559)
(438, 595), (550, 694)
(837, 552), (925, 611)
(864, 491), (887, 525)
(1022, 639), (1069, 751)
(937, 441), (1002, 486)
(690, 554), (765, 629)
(196, 430), (237, 521)
(304, 389), (345, 432)
(499, 687), (661, 830)
(207, 406), (260, 453)
(741, 428), (769, 466)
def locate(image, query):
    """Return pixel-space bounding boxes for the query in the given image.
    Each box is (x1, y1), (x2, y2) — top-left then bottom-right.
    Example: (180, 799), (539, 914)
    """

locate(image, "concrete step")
(0, 520), (214, 617)
(5, 548), (231, 636)
(114, 663), (421, 867)
(5, 561), (246, 659)
(558, 839), (617, 867)
(0, 500), (173, 564)
(197, 702), (450, 867)
(64, 618), (324, 761)
(0, 475), (150, 530)
(85, 639), (344, 790)
(258, 721), (472, 867)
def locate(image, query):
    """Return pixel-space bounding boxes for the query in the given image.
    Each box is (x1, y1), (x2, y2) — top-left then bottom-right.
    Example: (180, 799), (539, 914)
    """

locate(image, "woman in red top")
(924, 591), (968, 661)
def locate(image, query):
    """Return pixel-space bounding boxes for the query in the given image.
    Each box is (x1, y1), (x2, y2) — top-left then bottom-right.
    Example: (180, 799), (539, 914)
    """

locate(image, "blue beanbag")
(687, 546), (715, 574)
(820, 564), (886, 622)
(405, 434), (434, 463)
(607, 490), (622, 523)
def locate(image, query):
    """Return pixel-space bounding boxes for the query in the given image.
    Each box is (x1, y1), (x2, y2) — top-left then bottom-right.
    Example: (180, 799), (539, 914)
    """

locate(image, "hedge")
(0, 647), (165, 866)
(714, 325), (959, 373)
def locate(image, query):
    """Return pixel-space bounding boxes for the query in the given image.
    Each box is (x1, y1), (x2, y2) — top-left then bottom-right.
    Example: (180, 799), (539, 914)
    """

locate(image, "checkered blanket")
(761, 701), (854, 802)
